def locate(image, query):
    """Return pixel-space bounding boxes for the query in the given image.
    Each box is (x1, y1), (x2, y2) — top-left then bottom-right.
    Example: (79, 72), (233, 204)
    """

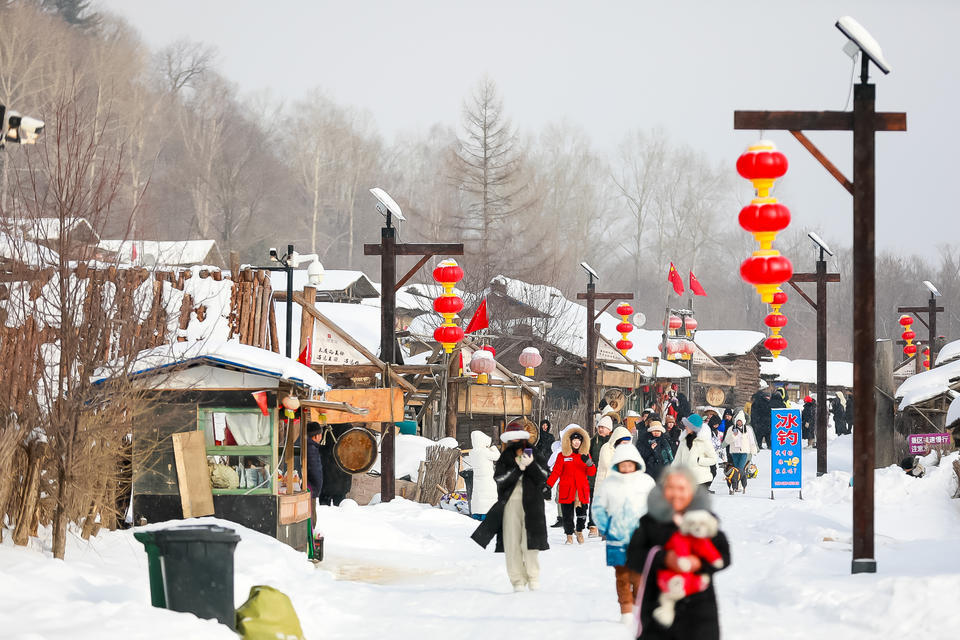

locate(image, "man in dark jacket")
(536, 419), (555, 459)
(751, 389), (772, 449)
(637, 421), (674, 481)
(318, 423), (353, 506)
(306, 421), (325, 527)
(801, 396), (817, 447)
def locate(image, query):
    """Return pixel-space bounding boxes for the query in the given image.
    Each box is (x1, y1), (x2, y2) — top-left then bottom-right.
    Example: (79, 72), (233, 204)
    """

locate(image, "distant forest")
(2, 0), (957, 359)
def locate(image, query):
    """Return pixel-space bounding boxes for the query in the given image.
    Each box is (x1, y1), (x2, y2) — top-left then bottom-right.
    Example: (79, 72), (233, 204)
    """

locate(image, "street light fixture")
(262, 245), (321, 359)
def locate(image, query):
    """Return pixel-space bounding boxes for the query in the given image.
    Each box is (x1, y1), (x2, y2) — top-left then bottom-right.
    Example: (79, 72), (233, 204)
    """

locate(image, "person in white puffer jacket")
(672, 414), (718, 489)
(467, 430), (501, 519)
(592, 445), (656, 624)
(596, 426), (634, 485)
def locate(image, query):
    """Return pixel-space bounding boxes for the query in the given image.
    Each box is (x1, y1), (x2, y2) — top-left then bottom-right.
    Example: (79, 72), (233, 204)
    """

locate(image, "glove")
(518, 453), (533, 470)
(582, 454), (594, 467)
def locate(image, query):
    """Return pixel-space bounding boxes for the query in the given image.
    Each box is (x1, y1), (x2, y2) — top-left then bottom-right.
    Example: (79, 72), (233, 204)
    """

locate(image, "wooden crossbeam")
(363, 242), (464, 256)
(734, 110), (906, 131)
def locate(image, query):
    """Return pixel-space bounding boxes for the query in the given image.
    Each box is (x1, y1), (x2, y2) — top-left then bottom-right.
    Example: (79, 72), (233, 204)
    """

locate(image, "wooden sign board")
(597, 368), (639, 389)
(457, 384), (533, 416)
(171, 431), (215, 518)
(310, 388), (404, 425)
(597, 340), (628, 363)
(697, 368), (737, 387)
(311, 320), (374, 367)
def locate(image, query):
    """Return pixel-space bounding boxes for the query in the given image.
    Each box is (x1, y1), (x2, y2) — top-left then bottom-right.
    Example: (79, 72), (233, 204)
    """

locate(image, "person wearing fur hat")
(587, 413), (614, 536)
(722, 411), (758, 494)
(801, 395), (817, 448)
(638, 421), (674, 482)
(672, 415), (718, 490)
(547, 425), (596, 544)
(596, 426), (636, 485)
(625, 467), (730, 640)
(470, 419), (551, 591)
(467, 430), (502, 519)
(593, 445), (656, 624)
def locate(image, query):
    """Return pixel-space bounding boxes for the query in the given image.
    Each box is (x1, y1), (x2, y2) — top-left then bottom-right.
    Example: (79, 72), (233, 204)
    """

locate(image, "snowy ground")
(2, 434), (959, 639)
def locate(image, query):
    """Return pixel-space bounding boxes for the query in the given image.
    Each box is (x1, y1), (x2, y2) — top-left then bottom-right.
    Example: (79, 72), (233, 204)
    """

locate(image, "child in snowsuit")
(592, 445), (656, 624)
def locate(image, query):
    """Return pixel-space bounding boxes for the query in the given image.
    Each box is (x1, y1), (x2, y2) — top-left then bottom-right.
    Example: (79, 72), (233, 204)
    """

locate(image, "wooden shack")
(894, 360), (960, 460)
(687, 330), (767, 409)
(115, 341), (330, 552)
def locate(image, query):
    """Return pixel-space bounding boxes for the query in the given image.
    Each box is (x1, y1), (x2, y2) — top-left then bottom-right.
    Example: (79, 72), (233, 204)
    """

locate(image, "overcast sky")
(96, 0), (958, 259)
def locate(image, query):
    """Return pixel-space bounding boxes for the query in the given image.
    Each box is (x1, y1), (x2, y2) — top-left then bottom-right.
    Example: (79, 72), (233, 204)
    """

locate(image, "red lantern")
(432, 261), (464, 286)
(643, 385), (650, 393)
(765, 313), (788, 329)
(898, 315), (913, 327)
(685, 317), (698, 331)
(668, 315), (683, 331)
(924, 360), (931, 369)
(903, 344), (917, 356)
(922, 347), (930, 356)
(901, 330), (916, 342)
(469, 349), (496, 384)
(617, 303), (634, 316)
(680, 340), (696, 360)
(765, 336), (788, 358)
(434, 325), (464, 347)
(666, 339), (682, 359)
(737, 141), (788, 198)
(433, 295), (464, 315)
(616, 339), (633, 352)
(740, 254), (794, 302)
(738, 202), (791, 250)
(617, 322), (634, 334)
(772, 290), (788, 306)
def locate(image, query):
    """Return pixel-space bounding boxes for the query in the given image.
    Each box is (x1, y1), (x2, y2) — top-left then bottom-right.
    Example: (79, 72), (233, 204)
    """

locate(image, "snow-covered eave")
(894, 360), (960, 410)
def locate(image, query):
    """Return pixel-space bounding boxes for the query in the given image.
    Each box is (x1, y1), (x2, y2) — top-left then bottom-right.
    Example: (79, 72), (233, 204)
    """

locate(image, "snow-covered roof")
(93, 340), (329, 391)
(769, 359), (854, 388)
(607, 357), (691, 380)
(694, 330), (765, 358)
(269, 269), (379, 299)
(0, 230), (60, 266)
(98, 240), (220, 266)
(895, 359), (960, 410)
(935, 339), (960, 367)
(759, 355), (792, 378)
(24, 217), (99, 243)
(275, 299), (383, 358)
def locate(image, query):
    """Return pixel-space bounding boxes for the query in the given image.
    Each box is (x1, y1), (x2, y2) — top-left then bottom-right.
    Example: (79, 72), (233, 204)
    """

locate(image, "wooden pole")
(299, 285), (316, 358)
(875, 339), (896, 468)
(816, 252), (828, 476)
(445, 350), (458, 439)
(586, 281), (596, 431)
(851, 78), (877, 574)
(380, 227), (397, 503)
(928, 292), (939, 365)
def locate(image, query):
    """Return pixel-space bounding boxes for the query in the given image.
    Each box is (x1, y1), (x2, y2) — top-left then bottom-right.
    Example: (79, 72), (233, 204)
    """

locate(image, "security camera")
(836, 16), (891, 75)
(369, 187), (406, 222)
(17, 116), (43, 145)
(807, 231), (834, 256)
(0, 109), (44, 145)
(922, 280), (941, 297)
(268, 247), (278, 261)
(580, 262), (599, 281)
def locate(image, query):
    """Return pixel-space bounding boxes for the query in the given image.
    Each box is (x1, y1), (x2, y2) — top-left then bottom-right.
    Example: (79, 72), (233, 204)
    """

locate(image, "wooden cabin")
(107, 341), (330, 552)
(894, 359), (960, 459)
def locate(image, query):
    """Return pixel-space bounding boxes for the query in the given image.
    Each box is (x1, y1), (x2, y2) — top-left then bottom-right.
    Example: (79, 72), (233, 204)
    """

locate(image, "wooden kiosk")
(121, 341), (331, 551)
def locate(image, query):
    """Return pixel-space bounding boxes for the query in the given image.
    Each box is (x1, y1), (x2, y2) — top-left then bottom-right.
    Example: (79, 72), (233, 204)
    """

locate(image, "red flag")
(667, 263), (685, 295)
(297, 337), (312, 366)
(251, 390), (269, 416)
(689, 271), (707, 296)
(465, 299), (489, 334)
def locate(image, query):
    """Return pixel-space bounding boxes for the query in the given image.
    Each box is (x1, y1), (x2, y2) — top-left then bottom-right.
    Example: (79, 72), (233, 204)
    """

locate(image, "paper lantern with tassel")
(518, 347), (542, 377)
(470, 349), (496, 384)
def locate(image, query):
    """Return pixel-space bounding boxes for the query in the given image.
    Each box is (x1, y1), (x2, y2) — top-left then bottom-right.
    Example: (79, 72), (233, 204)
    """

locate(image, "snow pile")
(268, 269), (379, 299)
(935, 339), (960, 367)
(97, 239), (218, 266)
(773, 359), (854, 388)
(894, 359), (960, 409)
(370, 434), (459, 479)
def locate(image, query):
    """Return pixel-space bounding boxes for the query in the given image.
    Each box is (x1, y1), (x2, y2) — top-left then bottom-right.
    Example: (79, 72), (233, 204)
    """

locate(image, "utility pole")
(576, 273), (632, 432)
(788, 250), (840, 476)
(364, 213), (462, 503)
(735, 46), (906, 574)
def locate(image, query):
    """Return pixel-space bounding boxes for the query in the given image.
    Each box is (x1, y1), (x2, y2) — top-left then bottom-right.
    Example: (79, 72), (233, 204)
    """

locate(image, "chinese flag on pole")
(297, 337), (312, 366)
(667, 263), (685, 295)
(465, 299), (489, 334)
(251, 391), (269, 416)
(689, 271), (707, 296)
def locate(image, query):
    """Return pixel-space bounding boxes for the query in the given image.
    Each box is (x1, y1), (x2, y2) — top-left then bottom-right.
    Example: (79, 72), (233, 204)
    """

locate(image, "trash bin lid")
(152, 524), (241, 544)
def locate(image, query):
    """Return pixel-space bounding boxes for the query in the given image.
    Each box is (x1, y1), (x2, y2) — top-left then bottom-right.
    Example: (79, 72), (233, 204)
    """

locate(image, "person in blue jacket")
(306, 421), (324, 527)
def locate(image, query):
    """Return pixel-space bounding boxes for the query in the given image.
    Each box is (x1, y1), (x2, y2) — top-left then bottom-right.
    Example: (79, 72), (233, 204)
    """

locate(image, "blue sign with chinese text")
(771, 408), (802, 489)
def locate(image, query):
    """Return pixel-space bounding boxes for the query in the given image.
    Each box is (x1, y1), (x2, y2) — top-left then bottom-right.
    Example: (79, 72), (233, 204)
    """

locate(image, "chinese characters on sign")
(907, 433), (952, 455)
(772, 408), (802, 490)
(311, 322), (369, 366)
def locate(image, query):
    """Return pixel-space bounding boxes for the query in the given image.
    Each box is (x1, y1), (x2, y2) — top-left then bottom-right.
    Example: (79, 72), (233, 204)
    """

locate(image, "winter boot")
(565, 535), (574, 545)
(588, 525), (599, 538)
(550, 518), (563, 528)
(575, 531), (585, 544)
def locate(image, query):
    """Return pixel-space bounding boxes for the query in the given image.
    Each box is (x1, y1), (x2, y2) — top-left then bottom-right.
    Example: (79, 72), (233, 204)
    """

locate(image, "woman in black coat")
(471, 420), (551, 591)
(625, 467), (730, 640)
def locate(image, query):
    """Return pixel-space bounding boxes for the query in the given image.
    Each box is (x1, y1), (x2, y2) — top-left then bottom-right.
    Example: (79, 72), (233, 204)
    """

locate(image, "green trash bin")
(143, 524), (242, 629)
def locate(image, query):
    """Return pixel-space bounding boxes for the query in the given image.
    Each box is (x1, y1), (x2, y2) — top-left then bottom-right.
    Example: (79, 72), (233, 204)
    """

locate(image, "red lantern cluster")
(737, 141), (793, 358)
(664, 313), (697, 361)
(616, 303), (634, 355)
(899, 314), (915, 357)
(432, 259), (464, 353)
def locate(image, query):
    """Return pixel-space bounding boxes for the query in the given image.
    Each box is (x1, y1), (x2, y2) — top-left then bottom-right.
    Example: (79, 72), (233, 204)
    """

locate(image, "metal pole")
(586, 279), (596, 431)
(816, 249), (828, 476)
(851, 80), (877, 574)
(380, 225), (397, 502)
(928, 292), (938, 366)
(285, 244), (294, 359)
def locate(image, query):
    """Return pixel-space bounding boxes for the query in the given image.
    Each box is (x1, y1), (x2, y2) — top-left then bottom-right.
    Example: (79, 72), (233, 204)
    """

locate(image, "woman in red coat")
(547, 425), (596, 545)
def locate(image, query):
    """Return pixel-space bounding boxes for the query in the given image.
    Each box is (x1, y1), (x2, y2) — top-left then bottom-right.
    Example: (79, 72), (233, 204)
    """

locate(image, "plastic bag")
(235, 585), (305, 640)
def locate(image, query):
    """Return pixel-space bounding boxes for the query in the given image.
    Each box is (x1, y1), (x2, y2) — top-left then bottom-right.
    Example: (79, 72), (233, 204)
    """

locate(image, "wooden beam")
(595, 298), (616, 320)
(364, 242), (464, 256)
(897, 306), (944, 313)
(788, 280), (817, 310)
(575, 292), (634, 300)
(791, 272), (841, 283)
(394, 255), (432, 291)
(734, 110), (906, 132)
(790, 130), (854, 194)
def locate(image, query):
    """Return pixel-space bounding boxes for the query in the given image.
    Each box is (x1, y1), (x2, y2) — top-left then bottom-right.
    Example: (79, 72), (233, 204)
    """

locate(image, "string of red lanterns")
(737, 141), (794, 358)
(432, 259), (465, 353)
(616, 303), (634, 355)
(898, 314), (917, 357)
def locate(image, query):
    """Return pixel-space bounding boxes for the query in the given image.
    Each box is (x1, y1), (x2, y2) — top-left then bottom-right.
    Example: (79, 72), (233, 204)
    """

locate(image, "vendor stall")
(98, 341), (331, 552)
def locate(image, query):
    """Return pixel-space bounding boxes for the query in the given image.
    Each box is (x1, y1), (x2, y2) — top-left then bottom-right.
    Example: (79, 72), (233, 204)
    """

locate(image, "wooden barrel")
(333, 427), (378, 474)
